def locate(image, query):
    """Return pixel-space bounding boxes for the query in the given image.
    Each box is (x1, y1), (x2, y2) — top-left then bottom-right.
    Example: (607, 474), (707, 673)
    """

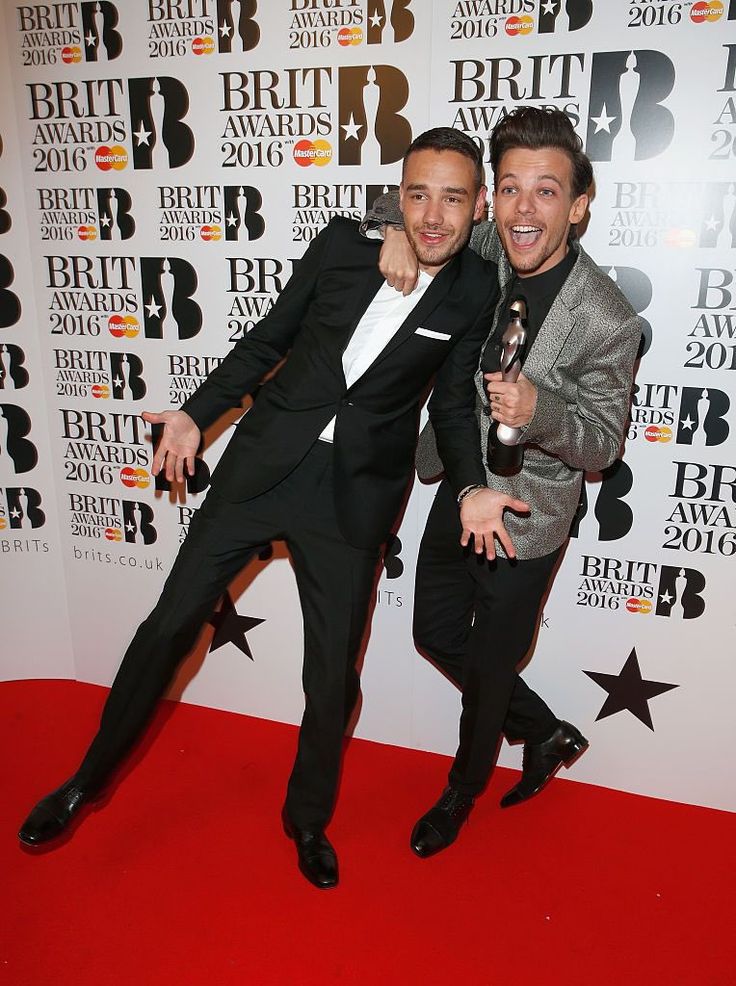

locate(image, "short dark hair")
(402, 127), (484, 190)
(489, 107), (593, 199)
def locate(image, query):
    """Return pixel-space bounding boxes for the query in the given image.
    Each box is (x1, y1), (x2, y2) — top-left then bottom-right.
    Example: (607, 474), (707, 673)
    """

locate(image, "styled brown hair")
(403, 127), (484, 191)
(490, 107), (593, 199)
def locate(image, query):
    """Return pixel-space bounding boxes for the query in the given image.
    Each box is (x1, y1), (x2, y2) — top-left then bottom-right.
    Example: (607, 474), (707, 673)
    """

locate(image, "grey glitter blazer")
(363, 201), (641, 560)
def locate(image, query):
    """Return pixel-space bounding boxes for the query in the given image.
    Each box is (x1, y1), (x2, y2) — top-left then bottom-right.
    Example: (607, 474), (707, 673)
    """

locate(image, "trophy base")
(486, 440), (524, 476)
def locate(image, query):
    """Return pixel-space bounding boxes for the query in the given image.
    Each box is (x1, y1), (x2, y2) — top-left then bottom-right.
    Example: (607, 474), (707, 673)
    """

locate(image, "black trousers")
(413, 480), (561, 797)
(75, 443), (379, 830)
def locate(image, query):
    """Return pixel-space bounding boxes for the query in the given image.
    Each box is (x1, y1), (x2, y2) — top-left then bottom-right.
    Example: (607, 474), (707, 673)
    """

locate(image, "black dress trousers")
(413, 479), (561, 796)
(75, 442), (379, 830)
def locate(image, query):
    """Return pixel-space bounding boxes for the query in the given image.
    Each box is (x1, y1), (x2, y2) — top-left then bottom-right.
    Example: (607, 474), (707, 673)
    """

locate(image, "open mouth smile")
(509, 224), (543, 248)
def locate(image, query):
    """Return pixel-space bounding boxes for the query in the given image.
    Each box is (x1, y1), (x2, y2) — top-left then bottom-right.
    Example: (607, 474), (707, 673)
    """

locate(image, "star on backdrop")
(583, 647), (678, 730)
(208, 592), (265, 660)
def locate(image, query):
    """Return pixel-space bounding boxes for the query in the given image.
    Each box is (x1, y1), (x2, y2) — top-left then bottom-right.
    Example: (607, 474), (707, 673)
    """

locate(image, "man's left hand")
(484, 371), (537, 428)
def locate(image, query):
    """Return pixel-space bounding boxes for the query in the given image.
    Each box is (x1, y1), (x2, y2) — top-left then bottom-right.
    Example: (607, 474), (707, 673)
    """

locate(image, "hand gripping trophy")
(487, 297), (528, 475)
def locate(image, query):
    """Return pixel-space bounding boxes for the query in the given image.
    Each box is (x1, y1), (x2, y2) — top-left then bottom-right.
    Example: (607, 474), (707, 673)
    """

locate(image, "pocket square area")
(415, 327), (452, 340)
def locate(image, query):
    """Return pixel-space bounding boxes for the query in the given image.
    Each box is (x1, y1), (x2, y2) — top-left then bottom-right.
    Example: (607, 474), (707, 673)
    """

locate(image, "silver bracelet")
(457, 484), (485, 505)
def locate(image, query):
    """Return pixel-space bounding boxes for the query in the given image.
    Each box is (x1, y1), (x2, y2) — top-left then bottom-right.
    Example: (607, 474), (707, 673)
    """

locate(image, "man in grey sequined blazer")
(364, 108), (641, 857)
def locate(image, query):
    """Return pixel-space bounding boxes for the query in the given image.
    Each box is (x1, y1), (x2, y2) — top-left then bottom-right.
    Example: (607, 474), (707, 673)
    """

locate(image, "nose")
(515, 189), (535, 216)
(422, 196), (444, 227)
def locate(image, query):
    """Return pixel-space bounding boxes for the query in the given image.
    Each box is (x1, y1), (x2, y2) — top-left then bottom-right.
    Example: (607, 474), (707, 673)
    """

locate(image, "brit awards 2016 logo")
(0, 404), (38, 474)
(16, 2), (122, 68)
(626, 0), (721, 29)
(140, 257), (202, 339)
(570, 459), (635, 542)
(53, 350), (146, 401)
(156, 185), (265, 243)
(168, 354), (224, 405)
(586, 50), (675, 161)
(576, 555), (706, 619)
(605, 182), (736, 252)
(26, 78), (128, 174)
(290, 182), (397, 242)
(225, 255), (296, 341)
(146, 0), (217, 58)
(0, 255), (22, 329)
(0, 345), (29, 391)
(447, 1), (535, 41)
(666, 460), (736, 557)
(67, 492), (157, 543)
(217, 0), (260, 53)
(687, 267), (736, 374)
(629, 382), (730, 448)
(128, 77), (195, 170)
(36, 186), (135, 242)
(59, 408), (151, 490)
(220, 68), (331, 169)
(0, 487), (45, 530)
(45, 254), (139, 339)
(337, 65), (411, 166)
(450, 53), (584, 162)
(711, 45), (736, 163)
(288, 0), (413, 50)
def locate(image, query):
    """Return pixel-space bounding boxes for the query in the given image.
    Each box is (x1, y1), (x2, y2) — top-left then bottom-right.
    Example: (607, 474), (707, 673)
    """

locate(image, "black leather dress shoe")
(19, 779), (94, 846)
(500, 721), (589, 809)
(283, 814), (339, 889)
(410, 787), (475, 859)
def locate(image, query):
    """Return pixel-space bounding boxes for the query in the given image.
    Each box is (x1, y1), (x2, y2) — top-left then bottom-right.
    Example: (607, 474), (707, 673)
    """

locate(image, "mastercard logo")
(108, 314), (140, 339)
(626, 598), (652, 615)
(690, 1), (723, 21)
(61, 46), (82, 64)
(77, 225), (98, 241)
(0, 517), (6, 530)
(120, 467), (150, 490)
(663, 227), (698, 249)
(91, 384), (110, 399)
(200, 224), (222, 242)
(644, 425), (672, 443)
(337, 26), (363, 46)
(105, 527), (123, 541)
(293, 139), (332, 167)
(192, 35), (215, 54)
(95, 145), (128, 171)
(505, 15), (534, 35)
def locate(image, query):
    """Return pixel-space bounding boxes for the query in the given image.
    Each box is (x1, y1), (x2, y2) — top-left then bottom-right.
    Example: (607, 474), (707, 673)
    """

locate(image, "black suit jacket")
(183, 217), (498, 548)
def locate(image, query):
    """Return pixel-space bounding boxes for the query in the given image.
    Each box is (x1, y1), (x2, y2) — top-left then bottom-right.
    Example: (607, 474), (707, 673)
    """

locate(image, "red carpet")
(3, 679), (733, 985)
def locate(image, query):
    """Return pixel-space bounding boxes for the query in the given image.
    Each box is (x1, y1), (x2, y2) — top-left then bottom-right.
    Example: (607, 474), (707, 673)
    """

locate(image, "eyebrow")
(497, 172), (564, 188)
(405, 183), (470, 195)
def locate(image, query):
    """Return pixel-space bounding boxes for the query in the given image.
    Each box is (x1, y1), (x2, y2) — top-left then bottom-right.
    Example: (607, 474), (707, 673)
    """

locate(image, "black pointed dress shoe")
(500, 720), (589, 809)
(410, 787), (475, 859)
(19, 779), (94, 846)
(283, 814), (339, 889)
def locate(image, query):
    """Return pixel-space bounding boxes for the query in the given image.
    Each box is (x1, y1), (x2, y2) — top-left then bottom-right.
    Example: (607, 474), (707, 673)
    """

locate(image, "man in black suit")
(19, 128), (510, 888)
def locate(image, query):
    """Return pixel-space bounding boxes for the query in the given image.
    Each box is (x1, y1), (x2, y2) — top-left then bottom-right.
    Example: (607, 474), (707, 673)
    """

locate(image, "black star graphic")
(208, 592), (264, 660)
(584, 648), (678, 730)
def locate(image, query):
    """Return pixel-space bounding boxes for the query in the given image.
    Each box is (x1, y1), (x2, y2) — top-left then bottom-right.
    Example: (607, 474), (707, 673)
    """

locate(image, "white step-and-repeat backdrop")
(1, 0), (734, 812)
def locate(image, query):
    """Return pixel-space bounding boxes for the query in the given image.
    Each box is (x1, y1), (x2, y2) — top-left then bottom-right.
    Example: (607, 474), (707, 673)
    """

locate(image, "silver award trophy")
(487, 297), (528, 475)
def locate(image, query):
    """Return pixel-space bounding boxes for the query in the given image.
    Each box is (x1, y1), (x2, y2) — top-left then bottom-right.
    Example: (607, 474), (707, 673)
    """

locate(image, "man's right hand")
(379, 226), (419, 296)
(142, 410), (201, 484)
(459, 487), (530, 561)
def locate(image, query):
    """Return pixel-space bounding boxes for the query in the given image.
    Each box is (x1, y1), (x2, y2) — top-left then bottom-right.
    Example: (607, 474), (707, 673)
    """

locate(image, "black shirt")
(481, 245), (577, 374)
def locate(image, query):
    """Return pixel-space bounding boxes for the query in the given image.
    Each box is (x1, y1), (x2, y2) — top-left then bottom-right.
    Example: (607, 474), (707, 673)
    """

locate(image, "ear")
(473, 185), (488, 221)
(569, 193), (588, 226)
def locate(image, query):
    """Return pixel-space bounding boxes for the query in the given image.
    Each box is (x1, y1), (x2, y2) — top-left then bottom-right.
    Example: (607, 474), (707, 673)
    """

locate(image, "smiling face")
(400, 148), (486, 275)
(492, 146), (588, 278)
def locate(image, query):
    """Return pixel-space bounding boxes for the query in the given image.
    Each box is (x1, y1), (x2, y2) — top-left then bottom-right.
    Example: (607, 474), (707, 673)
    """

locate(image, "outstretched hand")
(142, 410), (201, 484)
(379, 225), (419, 295)
(459, 487), (530, 561)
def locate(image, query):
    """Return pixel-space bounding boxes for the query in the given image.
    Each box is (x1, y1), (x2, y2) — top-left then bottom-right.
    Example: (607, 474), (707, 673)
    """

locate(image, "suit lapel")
(362, 253), (462, 373)
(521, 245), (587, 382)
